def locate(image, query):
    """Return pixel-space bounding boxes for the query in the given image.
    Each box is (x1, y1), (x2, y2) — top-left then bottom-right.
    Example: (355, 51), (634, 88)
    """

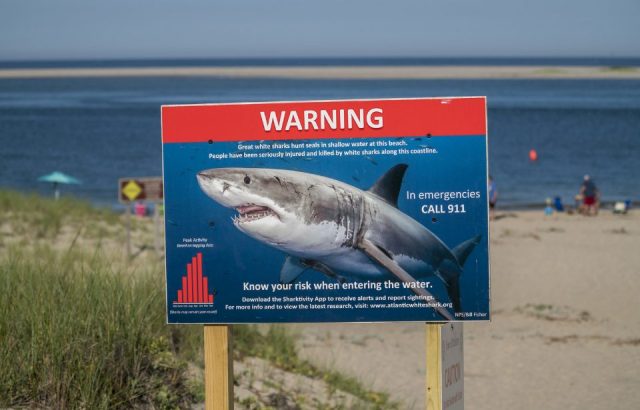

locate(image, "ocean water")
(1, 73), (639, 207)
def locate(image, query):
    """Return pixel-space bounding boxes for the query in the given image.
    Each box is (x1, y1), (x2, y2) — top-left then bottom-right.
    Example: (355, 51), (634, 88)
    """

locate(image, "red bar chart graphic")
(174, 252), (215, 305)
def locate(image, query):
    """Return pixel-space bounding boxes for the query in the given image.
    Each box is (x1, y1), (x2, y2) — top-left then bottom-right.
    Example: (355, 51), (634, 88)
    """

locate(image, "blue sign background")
(163, 135), (489, 323)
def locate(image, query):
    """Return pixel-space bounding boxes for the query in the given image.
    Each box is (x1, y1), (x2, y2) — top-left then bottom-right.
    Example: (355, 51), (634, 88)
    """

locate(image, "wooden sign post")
(204, 325), (233, 410)
(426, 323), (464, 410)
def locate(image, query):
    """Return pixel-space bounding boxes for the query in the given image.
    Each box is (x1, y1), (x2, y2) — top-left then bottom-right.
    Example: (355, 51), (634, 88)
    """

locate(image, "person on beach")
(579, 175), (599, 216)
(488, 175), (498, 219)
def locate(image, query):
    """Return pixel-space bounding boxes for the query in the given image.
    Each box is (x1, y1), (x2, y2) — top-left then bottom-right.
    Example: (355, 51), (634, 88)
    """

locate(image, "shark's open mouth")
(233, 204), (277, 224)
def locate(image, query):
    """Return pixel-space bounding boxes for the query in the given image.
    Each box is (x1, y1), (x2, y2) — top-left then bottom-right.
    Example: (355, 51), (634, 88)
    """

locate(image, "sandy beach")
(292, 209), (640, 409)
(2, 195), (638, 408)
(0, 65), (639, 80)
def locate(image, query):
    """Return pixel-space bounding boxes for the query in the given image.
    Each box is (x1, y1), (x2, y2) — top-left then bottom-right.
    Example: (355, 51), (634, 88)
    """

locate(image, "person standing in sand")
(488, 175), (498, 220)
(579, 175), (600, 216)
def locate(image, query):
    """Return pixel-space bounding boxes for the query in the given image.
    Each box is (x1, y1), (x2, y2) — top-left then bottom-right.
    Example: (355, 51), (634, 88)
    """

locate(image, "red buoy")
(529, 149), (538, 161)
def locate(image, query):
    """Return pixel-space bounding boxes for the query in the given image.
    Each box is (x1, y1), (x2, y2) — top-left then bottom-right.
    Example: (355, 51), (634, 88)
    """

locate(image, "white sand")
(0, 66), (639, 79)
(293, 210), (640, 409)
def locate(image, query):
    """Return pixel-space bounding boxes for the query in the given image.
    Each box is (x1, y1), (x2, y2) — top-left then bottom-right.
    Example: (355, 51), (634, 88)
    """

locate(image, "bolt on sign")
(118, 177), (164, 203)
(161, 97), (490, 324)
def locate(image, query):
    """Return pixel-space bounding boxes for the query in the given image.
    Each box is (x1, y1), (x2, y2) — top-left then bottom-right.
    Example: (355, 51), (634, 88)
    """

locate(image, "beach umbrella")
(37, 171), (81, 200)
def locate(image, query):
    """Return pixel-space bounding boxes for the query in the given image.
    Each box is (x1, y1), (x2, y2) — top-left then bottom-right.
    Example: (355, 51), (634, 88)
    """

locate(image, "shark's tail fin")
(445, 276), (462, 313)
(444, 235), (482, 312)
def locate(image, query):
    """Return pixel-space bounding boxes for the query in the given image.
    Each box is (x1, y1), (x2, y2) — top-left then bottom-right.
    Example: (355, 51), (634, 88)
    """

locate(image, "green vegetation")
(0, 246), (199, 408)
(0, 190), (119, 239)
(0, 191), (398, 409)
(603, 66), (637, 73)
(234, 325), (398, 408)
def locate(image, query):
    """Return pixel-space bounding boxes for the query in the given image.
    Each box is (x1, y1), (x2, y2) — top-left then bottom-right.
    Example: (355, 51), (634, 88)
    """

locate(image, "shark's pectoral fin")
(359, 239), (454, 321)
(301, 259), (347, 283)
(280, 256), (310, 284)
(280, 256), (346, 284)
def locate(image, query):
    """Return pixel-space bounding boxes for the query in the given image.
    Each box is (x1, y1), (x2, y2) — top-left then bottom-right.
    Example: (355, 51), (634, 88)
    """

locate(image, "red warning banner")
(161, 97), (486, 143)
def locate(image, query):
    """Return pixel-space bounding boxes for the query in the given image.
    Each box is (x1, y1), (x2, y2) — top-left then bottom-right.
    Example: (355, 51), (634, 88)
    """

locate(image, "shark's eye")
(244, 175), (251, 184)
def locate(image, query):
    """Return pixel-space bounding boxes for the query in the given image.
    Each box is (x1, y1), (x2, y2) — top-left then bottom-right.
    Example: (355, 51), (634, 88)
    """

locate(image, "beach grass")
(0, 245), (199, 408)
(0, 190), (120, 240)
(0, 190), (398, 409)
(233, 325), (398, 408)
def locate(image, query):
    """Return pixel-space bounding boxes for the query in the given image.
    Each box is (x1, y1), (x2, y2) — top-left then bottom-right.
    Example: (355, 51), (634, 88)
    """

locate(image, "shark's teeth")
(233, 206), (277, 224)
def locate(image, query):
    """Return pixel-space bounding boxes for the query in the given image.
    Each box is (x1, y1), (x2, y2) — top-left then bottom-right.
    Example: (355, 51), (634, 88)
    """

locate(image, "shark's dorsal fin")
(367, 164), (408, 208)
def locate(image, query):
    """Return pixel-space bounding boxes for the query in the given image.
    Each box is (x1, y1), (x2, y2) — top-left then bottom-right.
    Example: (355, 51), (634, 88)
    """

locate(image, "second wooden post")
(204, 325), (233, 410)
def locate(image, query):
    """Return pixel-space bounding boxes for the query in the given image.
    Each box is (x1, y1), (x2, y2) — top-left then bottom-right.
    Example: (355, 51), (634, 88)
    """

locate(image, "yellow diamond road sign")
(122, 180), (142, 201)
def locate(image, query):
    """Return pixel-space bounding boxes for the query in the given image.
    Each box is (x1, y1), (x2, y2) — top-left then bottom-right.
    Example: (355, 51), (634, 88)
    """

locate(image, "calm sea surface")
(1, 64), (639, 207)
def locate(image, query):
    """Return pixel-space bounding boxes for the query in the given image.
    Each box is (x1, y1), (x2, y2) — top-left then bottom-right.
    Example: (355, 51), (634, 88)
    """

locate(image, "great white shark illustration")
(196, 164), (481, 320)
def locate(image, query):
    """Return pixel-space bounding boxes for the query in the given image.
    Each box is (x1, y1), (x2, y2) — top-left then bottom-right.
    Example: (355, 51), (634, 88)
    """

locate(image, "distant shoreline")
(1, 65), (639, 79)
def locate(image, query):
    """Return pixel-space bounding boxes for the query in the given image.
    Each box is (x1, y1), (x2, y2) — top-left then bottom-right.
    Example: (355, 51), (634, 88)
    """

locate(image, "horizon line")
(1, 55), (640, 64)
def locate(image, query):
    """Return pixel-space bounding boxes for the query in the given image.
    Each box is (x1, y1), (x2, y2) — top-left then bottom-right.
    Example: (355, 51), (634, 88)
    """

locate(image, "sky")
(1, 0), (639, 60)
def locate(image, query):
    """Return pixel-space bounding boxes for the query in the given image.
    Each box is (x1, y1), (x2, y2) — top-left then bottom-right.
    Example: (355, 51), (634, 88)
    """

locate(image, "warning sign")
(118, 177), (163, 203)
(122, 180), (142, 201)
(161, 97), (490, 324)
